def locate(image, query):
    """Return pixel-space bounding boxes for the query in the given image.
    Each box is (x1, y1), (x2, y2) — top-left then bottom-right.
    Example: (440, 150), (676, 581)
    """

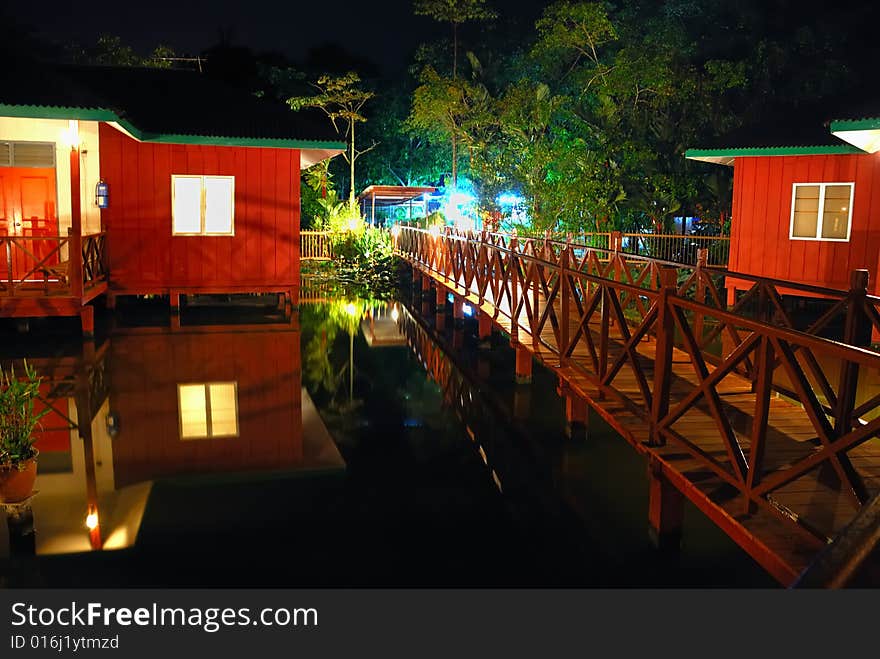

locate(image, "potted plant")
(0, 361), (46, 503)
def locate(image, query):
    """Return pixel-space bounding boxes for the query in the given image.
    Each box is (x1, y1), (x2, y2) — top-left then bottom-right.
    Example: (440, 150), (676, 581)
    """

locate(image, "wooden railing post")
(650, 267), (678, 446)
(559, 235), (571, 367)
(5, 239), (12, 295)
(69, 227), (83, 298)
(479, 229), (487, 306)
(835, 270), (872, 439)
(694, 248), (708, 346)
(510, 231), (519, 340)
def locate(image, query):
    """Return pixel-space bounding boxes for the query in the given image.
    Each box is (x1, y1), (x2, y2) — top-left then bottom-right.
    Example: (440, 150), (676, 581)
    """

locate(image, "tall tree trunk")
(349, 120), (356, 204)
(452, 20), (458, 189)
(452, 22), (458, 80)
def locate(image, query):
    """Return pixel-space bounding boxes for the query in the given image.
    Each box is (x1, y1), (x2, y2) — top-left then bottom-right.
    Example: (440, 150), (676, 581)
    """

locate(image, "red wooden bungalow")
(0, 59), (344, 334)
(686, 108), (880, 302)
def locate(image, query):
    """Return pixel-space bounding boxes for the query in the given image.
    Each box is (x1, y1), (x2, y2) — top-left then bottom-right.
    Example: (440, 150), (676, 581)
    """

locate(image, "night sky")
(12, 0), (544, 77)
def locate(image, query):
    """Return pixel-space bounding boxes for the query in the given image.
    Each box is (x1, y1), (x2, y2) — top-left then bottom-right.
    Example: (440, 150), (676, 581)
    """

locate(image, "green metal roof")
(686, 144), (864, 160)
(0, 63), (345, 151)
(830, 117), (880, 132)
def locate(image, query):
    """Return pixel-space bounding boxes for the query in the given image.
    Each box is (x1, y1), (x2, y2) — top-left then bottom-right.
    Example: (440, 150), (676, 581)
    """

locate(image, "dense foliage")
(65, 1), (877, 239)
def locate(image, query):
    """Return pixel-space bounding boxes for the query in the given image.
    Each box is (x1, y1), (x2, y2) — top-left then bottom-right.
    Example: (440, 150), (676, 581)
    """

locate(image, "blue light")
(496, 193), (524, 206)
(462, 304), (473, 317)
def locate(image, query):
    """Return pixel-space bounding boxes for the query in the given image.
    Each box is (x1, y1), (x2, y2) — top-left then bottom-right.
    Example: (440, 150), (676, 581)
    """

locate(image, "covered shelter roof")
(357, 185), (437, 205)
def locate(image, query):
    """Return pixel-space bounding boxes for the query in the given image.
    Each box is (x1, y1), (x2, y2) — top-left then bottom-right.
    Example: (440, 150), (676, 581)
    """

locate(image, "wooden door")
(0, 167), (59, 280)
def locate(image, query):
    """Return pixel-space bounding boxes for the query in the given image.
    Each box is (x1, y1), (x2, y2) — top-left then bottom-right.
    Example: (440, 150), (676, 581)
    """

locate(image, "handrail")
(792, 490), (880, 588)
(396, 224), (880, 583)
(1, 232), (107, 297)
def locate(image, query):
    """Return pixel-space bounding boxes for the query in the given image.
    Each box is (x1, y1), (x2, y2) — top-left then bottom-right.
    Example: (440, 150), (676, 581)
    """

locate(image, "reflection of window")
(790, 183), (854, 241)
(178, 383), (239, 440)
(172, 175), (235, 235)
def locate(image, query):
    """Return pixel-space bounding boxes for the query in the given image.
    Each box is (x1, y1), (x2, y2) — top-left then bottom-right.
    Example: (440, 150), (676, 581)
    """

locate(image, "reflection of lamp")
(106, 411), (120, 438)
(85, 511), (99, 530)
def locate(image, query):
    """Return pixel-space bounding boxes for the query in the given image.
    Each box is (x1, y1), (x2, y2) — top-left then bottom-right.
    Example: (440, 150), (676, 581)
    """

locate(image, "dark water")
(0, 288), (775, 588)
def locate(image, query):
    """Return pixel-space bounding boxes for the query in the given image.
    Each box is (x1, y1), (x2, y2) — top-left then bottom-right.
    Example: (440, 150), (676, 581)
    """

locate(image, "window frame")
(788, 182), (854, 242)
(171, 174), (235, 237)
(177, 381), (240, 440)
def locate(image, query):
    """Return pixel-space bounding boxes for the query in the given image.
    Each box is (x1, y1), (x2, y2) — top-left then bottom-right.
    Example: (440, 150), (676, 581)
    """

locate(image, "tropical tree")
(413, 0), (496, 187)
(288, 73), (377, 204)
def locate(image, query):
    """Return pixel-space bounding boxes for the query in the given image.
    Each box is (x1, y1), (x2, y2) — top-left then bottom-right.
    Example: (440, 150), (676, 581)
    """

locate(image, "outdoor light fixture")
(106, 411), (120, 438)
(463, 304), (473, 317)
(95, 179), (109, 209)
(345, 302), (358, 317)
(391, 305), (400, 322)
(65, 120), (80, 149)
(85, 511), (99, 530)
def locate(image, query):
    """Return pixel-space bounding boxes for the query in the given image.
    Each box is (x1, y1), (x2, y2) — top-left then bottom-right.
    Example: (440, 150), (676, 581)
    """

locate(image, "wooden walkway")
(397, 227), (880, 585)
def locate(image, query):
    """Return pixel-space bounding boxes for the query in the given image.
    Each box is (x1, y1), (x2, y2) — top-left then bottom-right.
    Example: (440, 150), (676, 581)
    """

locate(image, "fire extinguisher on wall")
(95, 179), (109, 209)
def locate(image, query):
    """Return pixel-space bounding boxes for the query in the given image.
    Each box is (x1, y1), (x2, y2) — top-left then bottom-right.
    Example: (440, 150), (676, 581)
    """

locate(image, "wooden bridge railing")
(301, 230), (333, 261)
(396, 226), (880, 571)
(0, 232), (107, 298)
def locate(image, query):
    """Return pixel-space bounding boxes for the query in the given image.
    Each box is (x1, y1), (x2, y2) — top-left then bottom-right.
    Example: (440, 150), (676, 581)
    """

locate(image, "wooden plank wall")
(109, 330), (302, 488)
(99, 124), (301, 294)
(729, 153), (880, 292)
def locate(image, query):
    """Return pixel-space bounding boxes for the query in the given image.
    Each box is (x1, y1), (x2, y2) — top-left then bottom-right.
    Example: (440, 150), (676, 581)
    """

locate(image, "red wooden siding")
(109, 330), (302, 488)
(98, 124), (301, 295)
(729, 153), (880, 293)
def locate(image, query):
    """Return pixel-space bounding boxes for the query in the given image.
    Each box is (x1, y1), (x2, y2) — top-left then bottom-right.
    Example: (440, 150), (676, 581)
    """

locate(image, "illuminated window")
(178, 382), (239, 440)
(790, 183), (854, 241)
(172, 175), (235, 236)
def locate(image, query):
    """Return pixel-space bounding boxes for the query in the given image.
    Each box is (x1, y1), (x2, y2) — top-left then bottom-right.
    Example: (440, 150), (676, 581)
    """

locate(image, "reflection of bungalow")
(109, 326), (342, 488)
(0, 343), (150, 557)
(0, 59), (344, 332)
(0, 325), (343, 559)
(687, 110), (880, 301)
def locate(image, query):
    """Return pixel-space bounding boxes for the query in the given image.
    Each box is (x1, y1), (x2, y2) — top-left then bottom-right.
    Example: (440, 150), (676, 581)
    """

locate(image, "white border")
(789, 182), (854, 242)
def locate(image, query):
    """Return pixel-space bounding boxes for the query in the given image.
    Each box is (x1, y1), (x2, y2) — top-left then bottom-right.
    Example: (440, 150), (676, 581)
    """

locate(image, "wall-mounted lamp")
(65, 120), (80, 150)
(106, 411), (120, 438)
(85, 510), (99, 531)
(95, 179), (109, 209)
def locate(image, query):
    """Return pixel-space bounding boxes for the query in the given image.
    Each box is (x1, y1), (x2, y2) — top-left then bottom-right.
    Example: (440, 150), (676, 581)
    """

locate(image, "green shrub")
(0, 361), (47, 468)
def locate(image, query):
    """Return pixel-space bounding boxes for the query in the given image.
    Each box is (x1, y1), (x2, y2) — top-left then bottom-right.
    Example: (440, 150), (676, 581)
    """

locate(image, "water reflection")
(0, 288), (780, 586)
(0, 319), (343, 560)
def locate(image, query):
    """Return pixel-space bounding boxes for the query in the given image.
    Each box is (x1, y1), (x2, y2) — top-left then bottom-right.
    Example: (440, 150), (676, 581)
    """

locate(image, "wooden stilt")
(478, 311), (492, 340)
(513, 387), (530, 420)
(80, 304), (94, 338)
(453, 297), (465, 326)
(515, 344), (532, 384)
(565, 394), (588, 440)
(170, 292), (181, 314)
(435, 286), (447, 309)
(648, 458), (684, 552)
